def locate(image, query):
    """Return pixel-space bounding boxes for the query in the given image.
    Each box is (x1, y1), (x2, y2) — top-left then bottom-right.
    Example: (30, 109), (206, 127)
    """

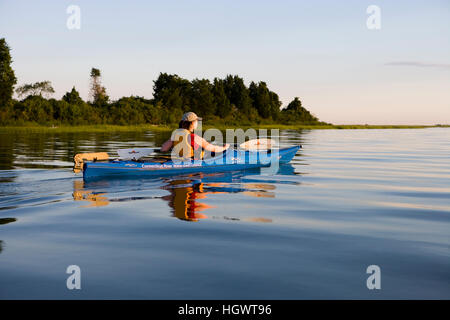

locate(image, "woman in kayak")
(160, 112), (229, 160)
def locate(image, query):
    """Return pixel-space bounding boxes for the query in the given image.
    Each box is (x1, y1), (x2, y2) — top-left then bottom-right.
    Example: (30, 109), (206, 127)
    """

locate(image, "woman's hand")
(216, 143), (230, 152)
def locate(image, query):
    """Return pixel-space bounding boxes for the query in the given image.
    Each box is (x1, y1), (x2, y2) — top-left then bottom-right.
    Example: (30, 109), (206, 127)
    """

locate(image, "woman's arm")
(195, 136), (230, 153)
(160, 139), (173, 152)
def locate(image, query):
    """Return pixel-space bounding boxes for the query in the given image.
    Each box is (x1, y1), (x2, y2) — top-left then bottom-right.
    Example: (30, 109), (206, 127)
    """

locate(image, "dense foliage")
(0, 38), (324, 126)
(0, 38), (17, 123)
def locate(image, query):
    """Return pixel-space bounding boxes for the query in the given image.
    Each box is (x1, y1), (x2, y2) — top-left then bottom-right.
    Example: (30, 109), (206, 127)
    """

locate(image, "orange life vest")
(171, 129), (203, 160)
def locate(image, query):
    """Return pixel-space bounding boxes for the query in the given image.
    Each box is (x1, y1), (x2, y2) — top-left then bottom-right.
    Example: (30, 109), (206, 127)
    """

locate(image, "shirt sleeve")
(170, 129), (179, 141)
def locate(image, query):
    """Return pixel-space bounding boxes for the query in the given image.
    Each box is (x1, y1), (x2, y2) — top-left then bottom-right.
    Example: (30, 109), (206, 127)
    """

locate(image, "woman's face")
(192, 120), (198, 130)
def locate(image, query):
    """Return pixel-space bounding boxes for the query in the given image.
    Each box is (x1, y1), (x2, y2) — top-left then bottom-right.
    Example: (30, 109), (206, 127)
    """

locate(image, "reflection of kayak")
(83, 146), (300, 180)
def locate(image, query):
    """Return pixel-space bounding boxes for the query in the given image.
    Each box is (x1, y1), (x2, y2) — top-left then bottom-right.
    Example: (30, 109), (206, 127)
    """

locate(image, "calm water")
(0, 128), (449, 299)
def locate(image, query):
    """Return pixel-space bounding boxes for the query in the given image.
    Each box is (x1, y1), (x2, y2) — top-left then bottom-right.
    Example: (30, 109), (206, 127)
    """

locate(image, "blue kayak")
(83, 145), (301, 180)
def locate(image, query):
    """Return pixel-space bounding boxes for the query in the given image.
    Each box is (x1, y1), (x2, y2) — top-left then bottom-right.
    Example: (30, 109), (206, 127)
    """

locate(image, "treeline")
(0, 38), (324, 126)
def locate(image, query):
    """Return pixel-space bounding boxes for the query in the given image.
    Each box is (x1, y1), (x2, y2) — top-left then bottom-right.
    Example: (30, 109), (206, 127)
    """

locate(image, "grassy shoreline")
(0, 124), (448, 133)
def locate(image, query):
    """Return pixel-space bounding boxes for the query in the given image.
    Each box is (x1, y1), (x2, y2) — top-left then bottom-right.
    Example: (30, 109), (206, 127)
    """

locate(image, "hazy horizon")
(1, 0), (449, 125)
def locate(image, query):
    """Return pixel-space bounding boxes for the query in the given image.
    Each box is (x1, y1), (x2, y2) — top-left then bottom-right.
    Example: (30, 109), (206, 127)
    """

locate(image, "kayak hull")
(83, 145), (300, 180)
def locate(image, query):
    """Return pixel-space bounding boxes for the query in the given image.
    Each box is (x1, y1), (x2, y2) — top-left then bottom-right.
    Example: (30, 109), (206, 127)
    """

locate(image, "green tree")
(249, 81), (272, 118)
(190, 78), (216, 116)
(223, 75), (253, 116)
(0, 38), (17, 109)
(110, 97), (146, 125)
(268, 91), (281, 120)
(282, 97), (319, 124)
(90, 68), (108, 106)
(62, 86), (84, 105)
(164, 87), (184, 110)
(212, 78), (231, 118)
(15, 95), (53, 124)
(53, 99), (78, 124)
(16, 81), (55, 98)
(249, 81), (282, 120)
(153, 73), (191, 112)
(284, 97), (303, 112)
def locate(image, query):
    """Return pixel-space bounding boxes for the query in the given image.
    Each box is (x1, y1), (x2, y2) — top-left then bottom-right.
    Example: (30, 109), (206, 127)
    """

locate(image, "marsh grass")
(0, 123), (447, 133)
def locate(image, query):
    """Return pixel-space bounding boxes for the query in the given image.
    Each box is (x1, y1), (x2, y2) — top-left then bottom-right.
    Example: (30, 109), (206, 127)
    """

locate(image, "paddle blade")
(117, 148), (157, 160)
(239, 138), (277, 150)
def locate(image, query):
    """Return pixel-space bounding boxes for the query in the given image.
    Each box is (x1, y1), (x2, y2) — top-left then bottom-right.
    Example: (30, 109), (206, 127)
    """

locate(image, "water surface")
(0, 128), (449, 299)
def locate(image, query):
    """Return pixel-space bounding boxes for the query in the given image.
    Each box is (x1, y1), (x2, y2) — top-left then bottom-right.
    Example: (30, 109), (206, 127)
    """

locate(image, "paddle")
(116, 147), (161, 160)
(238, 138), (276, 150)
(116, 138), (277, 160)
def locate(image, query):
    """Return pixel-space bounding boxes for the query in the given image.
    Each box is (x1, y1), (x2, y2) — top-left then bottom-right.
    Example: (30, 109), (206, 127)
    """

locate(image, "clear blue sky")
(1, 0), (449, 124)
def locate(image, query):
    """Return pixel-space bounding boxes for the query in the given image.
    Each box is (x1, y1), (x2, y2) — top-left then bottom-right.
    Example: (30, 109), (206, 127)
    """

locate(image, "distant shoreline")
(0, 124), (448, 133)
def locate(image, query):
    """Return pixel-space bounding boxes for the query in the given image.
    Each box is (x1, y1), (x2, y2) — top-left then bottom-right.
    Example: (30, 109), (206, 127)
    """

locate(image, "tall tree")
(89, 68), (108, 105)
(249, 81), (272, 118)
(190, 78), (216, 116)
(268, 90), (282, 120)
(223, 75), (253, 116)
(16, 81), (55, 98)
(285, 97), (303, 112)
(164, 87), (184, 110)
(0, 38), (17, 108)
(62, 86), (84, 105)
(212, 78), (231, 118)
(282, 97), (319, 123)
(153, 72), (191, 111)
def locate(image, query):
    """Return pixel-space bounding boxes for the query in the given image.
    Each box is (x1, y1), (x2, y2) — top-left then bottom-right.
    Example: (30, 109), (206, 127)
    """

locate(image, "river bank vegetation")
(0, 124), (446, 134)
(1, 37), (323, 127)
(1, 38), (447, 131)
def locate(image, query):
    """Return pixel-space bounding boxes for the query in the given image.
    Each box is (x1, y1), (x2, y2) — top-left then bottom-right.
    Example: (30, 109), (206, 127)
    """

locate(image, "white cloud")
(385, 61), (450, 69)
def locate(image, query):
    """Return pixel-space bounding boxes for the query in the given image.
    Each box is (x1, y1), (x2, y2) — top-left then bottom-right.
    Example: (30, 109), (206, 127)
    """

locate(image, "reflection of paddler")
(163, 179), (211, 222)
(161, 176), (278, 222)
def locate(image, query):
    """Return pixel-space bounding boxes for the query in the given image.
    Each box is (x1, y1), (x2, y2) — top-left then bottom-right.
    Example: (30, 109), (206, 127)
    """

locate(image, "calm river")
(0, 128), (449, 299)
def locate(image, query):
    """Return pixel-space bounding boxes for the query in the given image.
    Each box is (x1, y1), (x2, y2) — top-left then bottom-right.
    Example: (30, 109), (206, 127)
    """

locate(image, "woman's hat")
(181, 112), (202, 121)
